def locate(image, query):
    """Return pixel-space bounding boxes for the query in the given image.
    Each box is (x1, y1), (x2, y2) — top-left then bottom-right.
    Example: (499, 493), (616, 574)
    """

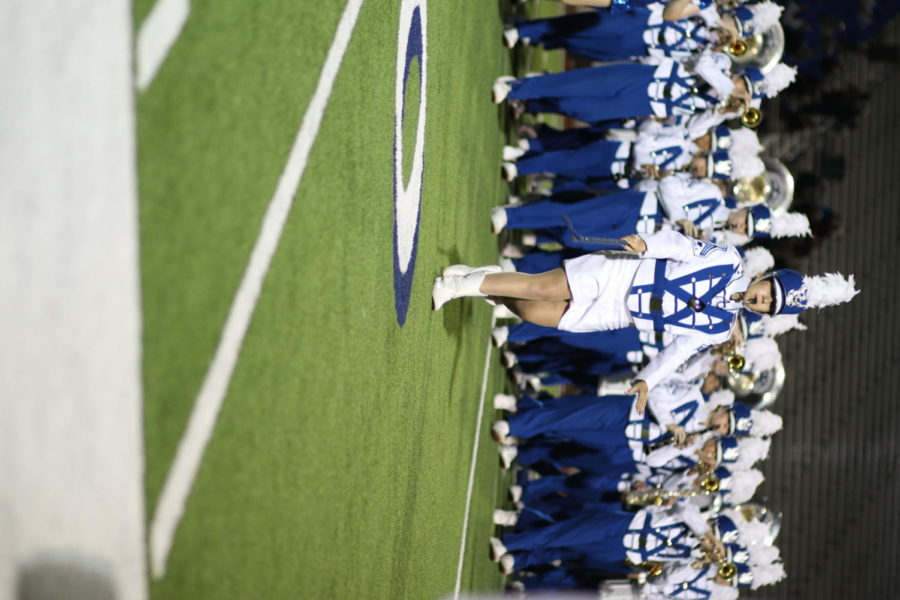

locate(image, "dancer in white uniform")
(433, 230), (772, 409)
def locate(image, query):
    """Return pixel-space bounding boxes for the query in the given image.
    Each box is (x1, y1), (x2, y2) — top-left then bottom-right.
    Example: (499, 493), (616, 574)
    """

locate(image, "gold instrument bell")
(741, 106), (762, 128)
(732, 175), (768, 206)
(700, 475), (721, 492)
(726, 354), (746, 372)
(717, 562), (738, 580)
(731, 157), (795, 212)
(727, 22), (785, 72)
(728, 39), (748, 56)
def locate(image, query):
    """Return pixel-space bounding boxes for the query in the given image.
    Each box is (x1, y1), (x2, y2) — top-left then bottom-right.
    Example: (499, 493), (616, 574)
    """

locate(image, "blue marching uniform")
(514, 138), (629, 180)
(503, 504), (702, 568)
(552, 173), (629, 194)
(515, 439), (635, 475)
(510, 63), (656, 123)
(512, 340), (635, 386)
(508, 393), (701, 459)
(503, 191), (663, 251)
(525, 123), (622, 154)
(509, 394), (636, 443)
(503, 507), (635, 560)
(508, 542), (630, 574)
(516, 5), (712, 62)
(522, 471), (631, 504)
(515, 8), (648, 61)
(506, 322), (648, 367)
(509, 58), (725, 123)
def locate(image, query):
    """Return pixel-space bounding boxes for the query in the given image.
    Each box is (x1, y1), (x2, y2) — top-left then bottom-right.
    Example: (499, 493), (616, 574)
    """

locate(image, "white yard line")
(0, 1), (146, 598)
(136, 0), (190, 91)
(453, 316), (497, 599)
(148, 0), (366, 578)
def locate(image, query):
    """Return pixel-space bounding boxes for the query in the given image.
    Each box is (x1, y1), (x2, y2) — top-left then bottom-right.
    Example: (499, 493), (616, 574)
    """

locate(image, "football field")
(135, 0), (558, 597)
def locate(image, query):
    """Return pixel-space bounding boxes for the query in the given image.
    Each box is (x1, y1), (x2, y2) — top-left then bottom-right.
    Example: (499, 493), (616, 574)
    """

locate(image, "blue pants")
(510, 64), (656, 123)
(523, 472), (629, 504)
(514, 340), (633, 385)
(553, 174), (629, 193)
(518, 569), (584, 591)
(504, 191), (654, 250)
(516, 139), (626, 178)
(516, 496), (616, 529)
(517, 439), (635, 474)
(526, 123), (616, 154)
(517, 9), (649, 61)
(507, 322), (643, 355)
(509, 394), (634, 444)
(504, 506), (633, 559)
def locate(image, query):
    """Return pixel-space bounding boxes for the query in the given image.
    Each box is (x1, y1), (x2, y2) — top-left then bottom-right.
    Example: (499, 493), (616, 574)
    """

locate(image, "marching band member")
(493, 50), (745, 124)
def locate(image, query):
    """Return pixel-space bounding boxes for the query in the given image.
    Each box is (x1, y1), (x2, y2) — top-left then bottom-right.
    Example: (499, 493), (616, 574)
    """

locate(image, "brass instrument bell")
(717, 562), (738, 580)
(726, 354), (746, 372)
(700, 475), (720, 492)
(728, 39), (748, 56)
(741, 107), (762, 128)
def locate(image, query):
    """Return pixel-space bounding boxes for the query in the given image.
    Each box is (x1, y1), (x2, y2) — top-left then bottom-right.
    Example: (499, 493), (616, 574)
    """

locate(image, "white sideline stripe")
(136, 0), (190, 91)
(0, 1), (146, 598)
(453, 315), (497, 599)
(148, 0), (366, 578)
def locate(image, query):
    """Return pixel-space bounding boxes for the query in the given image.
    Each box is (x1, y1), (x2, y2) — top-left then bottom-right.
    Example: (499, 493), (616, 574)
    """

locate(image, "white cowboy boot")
(493, 393), (517, 412)
(493, 509), (519, 527)
(432, 272), (487, 310)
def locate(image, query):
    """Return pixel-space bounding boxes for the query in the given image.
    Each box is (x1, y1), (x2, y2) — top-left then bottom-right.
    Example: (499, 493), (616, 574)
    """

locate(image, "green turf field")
(137, 1), (561, 597)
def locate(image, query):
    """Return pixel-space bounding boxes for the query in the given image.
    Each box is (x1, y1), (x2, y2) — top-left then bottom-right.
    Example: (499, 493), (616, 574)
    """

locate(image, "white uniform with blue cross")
(642, 563), (739, 599)
(628, 231), (748, 389)
(559, 230), (748, 391)
(624, 503), (710, 564)
(658, 174), (731, 228)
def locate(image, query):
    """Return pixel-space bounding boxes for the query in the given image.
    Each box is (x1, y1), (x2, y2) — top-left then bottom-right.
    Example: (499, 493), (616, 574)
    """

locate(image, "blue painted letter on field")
(392, 0), (427, 326)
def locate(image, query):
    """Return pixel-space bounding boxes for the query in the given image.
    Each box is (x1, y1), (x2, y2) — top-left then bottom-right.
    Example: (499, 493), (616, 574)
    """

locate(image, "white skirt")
(557, 252), (640, 332)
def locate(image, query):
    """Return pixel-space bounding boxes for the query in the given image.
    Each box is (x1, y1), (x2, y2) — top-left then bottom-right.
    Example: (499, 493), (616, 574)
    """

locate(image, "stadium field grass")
(137, 1), (562, 597)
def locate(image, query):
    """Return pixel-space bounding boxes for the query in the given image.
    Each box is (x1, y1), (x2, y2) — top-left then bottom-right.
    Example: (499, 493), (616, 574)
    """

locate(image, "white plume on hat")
(732, 154), (766, 179)
(760, 63), (797, 98)
(769, 212), (812, 237)
(709, 389), (736, 407)
(742, 247), (775, 279)
(749, 409), (783, 437)
(801, 272), (859, 309)
(728, 129), (765, 179)
(750, 561), (787, 589)
(743, 336), (781, 371)
(720, 508), (770, 547)
(734, 436), (771, 470)
(723, 468), (764, 504)
(728, 128), (764, 160)
(749, 542), (781, 567)
(746, 1), (784, 34)
(756, 313), (807, 336)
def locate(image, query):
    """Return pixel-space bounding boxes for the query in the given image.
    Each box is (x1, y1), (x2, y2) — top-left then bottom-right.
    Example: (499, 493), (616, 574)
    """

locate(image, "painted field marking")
(392, 0), (427, 325)
(136, 0), (190, 91)
(453, 314), (497, 599)
(148, 0), (366, 578)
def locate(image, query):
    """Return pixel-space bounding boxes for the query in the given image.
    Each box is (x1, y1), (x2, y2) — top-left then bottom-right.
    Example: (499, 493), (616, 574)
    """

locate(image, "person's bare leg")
(479, 268), (572, 301)
(503, 299), (569, 328)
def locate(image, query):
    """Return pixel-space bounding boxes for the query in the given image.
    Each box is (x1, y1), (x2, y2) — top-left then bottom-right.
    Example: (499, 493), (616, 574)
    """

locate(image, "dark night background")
(743, 1), (900, 597)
